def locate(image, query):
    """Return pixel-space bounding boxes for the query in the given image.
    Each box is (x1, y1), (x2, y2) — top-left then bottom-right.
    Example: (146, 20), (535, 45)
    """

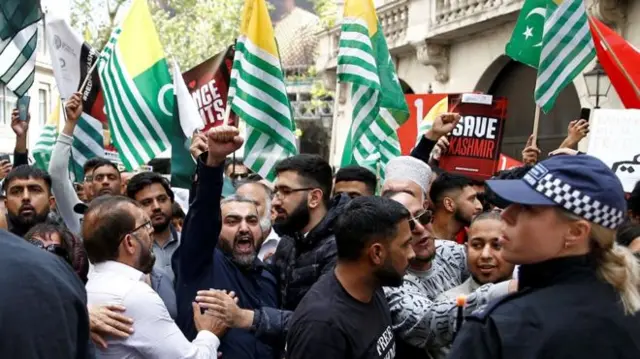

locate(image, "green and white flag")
(171, 61), (203, 189)
(98, 0), (172, 171)
(505, 0), (546, 69)
(228, 0), (297, 181)
(70, 114), (105, 181)
(0, 0), (42, 97)
(337, 0), (409, 177)
(33, 98), (62, 171)
(534, 0), (594, 112)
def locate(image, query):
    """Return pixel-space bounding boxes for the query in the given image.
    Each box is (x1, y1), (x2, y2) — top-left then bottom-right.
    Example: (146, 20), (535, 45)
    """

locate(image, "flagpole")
(79, 60), (99, 93)
(532, 105), (541, 145)
(588, 16), (640, 99)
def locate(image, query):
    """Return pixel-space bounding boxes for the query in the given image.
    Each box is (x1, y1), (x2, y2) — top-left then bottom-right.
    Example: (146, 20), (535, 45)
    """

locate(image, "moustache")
(19, 204), (35, 213)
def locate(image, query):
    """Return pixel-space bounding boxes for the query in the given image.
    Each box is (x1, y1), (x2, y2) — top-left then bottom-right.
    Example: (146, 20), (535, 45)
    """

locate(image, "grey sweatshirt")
(48, 133), (83, 235)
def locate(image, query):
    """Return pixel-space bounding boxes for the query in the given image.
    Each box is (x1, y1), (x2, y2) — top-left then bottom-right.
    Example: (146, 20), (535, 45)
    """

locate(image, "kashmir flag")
(98, 0), (172, 171)
(534, 0), (595, 112)
(171, 61), (203, 188)
(69, 114), (105, 181)
(33, 98), (62, 170)
(337, 0), (409, 176)
(505, 0), (546, 68)
(228, 0), (297, 181)
(0, 0), (42, 97)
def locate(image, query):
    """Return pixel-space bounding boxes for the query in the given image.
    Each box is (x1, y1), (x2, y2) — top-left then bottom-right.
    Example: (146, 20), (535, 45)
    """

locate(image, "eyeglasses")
(273, 186), (316, 199)
(28, 239), (71, 264)
(409, 210), (433, 231)
(119, 221), (153, 244)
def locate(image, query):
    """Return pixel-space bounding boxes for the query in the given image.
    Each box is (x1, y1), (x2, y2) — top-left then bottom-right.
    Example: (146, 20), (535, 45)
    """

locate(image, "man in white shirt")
(83, 195), (225, 358)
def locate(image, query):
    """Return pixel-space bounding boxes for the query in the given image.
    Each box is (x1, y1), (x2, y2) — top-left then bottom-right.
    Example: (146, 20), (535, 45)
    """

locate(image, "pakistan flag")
(505, 0), (546, 68)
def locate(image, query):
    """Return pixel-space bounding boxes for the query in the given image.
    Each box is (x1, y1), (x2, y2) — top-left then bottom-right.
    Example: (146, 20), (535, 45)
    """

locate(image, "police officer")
(448, 154), (640, 359)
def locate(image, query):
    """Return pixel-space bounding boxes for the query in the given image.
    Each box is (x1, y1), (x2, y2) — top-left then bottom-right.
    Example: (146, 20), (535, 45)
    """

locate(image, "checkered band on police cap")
(521, 156), (626, 230)
(528, 172), (625, 229)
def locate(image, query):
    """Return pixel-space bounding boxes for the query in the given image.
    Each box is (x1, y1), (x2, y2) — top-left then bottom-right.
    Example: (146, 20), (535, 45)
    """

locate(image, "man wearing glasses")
(382, 190), (514, 358)
(84, 195), (226, 357)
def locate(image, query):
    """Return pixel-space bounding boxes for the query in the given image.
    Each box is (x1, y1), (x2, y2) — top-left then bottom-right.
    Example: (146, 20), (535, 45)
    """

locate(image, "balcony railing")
(429, 0), (523, 38)
(291, 100), (334, 121)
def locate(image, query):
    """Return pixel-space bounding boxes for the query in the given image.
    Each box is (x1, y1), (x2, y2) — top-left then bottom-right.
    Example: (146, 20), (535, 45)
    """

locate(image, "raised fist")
(206, 125), (244, 166)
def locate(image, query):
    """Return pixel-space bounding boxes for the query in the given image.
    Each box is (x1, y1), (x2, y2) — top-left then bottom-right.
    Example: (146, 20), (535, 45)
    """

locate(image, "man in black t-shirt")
(286, 196), (414, 359)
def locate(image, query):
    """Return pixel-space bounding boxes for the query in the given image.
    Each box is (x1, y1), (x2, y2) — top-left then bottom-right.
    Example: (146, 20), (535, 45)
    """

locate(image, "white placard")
(587, 109), (640, 192)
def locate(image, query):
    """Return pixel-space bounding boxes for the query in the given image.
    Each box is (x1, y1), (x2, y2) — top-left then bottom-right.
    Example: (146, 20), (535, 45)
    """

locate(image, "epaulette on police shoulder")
(467, 288), (532, 321)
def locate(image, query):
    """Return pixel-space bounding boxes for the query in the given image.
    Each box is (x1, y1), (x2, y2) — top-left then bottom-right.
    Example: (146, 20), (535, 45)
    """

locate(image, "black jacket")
(175, 157), (280, 359)
(272, 193), (350, 311)
(449, 255), (640, 359)
(249, 194), (350, 346)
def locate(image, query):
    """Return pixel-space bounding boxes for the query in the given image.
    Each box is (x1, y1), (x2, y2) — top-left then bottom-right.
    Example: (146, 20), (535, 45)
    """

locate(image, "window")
(39, 89), (48, 125)
(0, 84), (17, 125)
(36, 23), (46, 55)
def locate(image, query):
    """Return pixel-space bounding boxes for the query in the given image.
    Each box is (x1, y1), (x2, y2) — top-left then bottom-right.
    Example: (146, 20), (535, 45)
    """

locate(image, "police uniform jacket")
(448, 255), (640, 359)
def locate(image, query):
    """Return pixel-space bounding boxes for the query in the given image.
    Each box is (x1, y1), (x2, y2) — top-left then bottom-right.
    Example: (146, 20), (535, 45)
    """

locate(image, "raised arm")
(178, 126), (244, 282)
(11, 109), (30, 167)
(48, 93), (84, 235)
(384, 280), (510, 349)
(411, 113), (461, 165)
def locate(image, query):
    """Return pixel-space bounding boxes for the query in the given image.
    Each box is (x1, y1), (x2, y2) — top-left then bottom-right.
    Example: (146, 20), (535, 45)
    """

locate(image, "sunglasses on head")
(28, 239), (71, 264)
(409, 210), (433, 231)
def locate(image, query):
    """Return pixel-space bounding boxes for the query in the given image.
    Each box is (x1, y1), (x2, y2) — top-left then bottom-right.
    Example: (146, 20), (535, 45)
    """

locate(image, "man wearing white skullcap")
(383, 156), (433, 207)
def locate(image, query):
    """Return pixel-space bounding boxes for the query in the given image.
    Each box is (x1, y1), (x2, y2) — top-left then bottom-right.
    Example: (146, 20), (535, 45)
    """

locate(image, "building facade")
(0, 0), (70, 157)
(316, 0), (637, 167)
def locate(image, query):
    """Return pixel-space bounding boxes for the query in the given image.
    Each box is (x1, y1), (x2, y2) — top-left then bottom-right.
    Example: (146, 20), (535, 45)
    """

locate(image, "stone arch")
(475, 56), (581, 160)
(399, 79), (415, 94)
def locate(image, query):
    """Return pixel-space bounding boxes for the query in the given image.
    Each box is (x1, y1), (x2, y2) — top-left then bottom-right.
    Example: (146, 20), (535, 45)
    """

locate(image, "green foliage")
(70, 0), (243, 70)
(312, 0), (337, 28)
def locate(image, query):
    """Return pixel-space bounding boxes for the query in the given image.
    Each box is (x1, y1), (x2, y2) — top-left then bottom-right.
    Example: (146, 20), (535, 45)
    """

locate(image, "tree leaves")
(71, 0), (243, 70)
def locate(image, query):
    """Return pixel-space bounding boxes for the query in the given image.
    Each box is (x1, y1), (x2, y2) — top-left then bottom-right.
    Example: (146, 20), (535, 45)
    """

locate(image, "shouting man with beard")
(175, 126), (281, 359)
(429, 173), (483, 242)
(127, 172), (180, 284)
(3, 165), (55, 237)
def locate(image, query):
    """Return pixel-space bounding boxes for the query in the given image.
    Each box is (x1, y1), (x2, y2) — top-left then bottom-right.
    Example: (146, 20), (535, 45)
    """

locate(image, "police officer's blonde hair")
(560, 209), (640, 315)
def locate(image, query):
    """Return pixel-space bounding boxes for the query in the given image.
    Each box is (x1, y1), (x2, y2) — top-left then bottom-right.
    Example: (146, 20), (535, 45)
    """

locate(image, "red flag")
(588, 17), (640, 109)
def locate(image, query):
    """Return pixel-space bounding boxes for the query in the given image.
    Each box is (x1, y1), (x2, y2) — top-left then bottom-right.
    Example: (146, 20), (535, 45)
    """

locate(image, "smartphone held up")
(17, 95), (31, 121)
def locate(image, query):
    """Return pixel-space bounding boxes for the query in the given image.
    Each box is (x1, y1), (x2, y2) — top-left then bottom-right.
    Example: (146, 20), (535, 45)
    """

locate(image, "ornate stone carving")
(592, 0), (629, 28)
(414, 41), (450, 83)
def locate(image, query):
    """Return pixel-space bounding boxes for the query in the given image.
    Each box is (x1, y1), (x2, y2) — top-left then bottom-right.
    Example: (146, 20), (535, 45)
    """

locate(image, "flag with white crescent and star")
(505, 0), (547, 68)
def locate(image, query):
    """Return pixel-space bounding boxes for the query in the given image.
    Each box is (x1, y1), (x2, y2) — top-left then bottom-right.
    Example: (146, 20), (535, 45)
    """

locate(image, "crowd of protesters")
(0, 93), (639, 359)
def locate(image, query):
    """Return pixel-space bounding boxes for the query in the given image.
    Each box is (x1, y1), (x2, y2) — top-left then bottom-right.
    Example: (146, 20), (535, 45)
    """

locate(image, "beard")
(454, 208), (472, 227)
(137, 244), (156, 274)
(151, 211), (171, 233)
(219, 231), (257, 269)
(8, 207), (50, 237)
(375, 258), (405, 288)
(273, 200), (310, 237)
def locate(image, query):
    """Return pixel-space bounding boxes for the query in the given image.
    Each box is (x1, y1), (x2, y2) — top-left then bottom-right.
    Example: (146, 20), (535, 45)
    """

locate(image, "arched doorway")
(400, 79), (414, 94)
(478, 57), (581, 160)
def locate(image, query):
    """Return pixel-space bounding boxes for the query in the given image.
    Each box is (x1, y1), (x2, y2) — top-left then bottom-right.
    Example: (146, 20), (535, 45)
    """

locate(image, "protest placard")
(181, 46), (235, 130)
(587, 109), (640, 192)
(438, 94), (508, 180)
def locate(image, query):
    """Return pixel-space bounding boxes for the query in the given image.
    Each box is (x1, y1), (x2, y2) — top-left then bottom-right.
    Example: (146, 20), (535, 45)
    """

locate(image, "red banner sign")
(181, 46), (235, 131)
